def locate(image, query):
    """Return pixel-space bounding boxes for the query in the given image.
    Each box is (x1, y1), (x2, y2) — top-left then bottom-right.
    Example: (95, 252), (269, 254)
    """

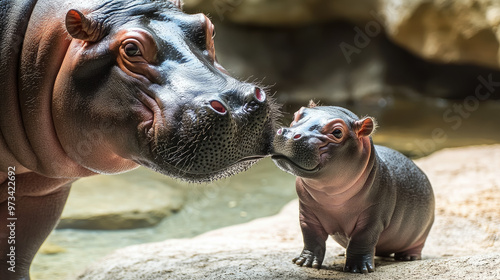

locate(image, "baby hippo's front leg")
(344, 249), (375, 273)
(292, 249), (325, 268)
(292, 248), (324, 269)
(293, 213), (328, 269)
(342, 221), (383, 273)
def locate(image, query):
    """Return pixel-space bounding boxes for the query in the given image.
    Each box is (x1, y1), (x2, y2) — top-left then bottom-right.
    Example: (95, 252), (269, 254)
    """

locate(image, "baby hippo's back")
(373, 145), (435, 258)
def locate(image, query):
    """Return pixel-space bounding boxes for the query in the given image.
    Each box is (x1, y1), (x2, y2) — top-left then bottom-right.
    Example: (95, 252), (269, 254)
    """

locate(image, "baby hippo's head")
(272, 102), (376, 180)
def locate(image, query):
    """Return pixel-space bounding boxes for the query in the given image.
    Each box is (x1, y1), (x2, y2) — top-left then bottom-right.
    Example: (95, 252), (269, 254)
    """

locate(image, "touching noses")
(276, 127), (303, 140)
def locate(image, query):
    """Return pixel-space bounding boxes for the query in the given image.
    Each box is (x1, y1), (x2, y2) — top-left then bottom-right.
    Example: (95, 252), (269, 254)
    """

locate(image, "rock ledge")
(77, 145), (500, 279)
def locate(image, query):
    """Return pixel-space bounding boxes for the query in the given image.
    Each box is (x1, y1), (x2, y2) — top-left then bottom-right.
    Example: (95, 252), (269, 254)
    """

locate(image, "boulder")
(381, 0), (500, 69)
(183, 0), (377, 26)
(184, 0), (500, 69)
(58, 168), (185, 230)
(76, 145), (500, 279)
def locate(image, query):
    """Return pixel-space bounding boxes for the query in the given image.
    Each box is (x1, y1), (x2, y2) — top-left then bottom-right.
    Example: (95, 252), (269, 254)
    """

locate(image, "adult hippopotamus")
(0, 0), (278, 278)
(272, 102), (434, 273)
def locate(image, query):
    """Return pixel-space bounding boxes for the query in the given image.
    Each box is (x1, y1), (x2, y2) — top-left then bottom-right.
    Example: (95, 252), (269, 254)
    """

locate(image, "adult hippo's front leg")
(0, 174), (72, 280)
(0, 0), (279, 278)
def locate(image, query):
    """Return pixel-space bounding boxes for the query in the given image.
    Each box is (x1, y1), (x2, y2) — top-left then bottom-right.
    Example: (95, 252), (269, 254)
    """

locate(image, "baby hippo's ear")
(308, 100), (318, 108)
(353, 117), (377, 138)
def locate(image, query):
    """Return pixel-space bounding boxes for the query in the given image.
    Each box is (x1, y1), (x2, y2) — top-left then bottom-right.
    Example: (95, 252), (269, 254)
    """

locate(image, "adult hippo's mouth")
(136, 156), (265, 182)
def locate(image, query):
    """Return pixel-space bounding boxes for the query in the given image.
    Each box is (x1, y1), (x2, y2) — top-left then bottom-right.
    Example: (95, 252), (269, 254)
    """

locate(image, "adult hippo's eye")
(332, 129), (343, 139)
(124, 43), (142, 56)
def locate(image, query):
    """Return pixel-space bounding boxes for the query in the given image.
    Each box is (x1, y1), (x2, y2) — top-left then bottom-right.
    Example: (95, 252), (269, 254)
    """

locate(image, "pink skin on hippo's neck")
(298, 137), (374, 207)
(294, 136), (377, 239)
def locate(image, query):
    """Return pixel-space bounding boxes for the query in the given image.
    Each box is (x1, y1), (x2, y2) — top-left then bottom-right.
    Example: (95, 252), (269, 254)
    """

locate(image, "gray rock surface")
(184, 0), (377, 26)
(185, 0), (500, 69)
(380, 0), (500, 69)
(76, 145), (500, 279)
(58, 168), (185, 230)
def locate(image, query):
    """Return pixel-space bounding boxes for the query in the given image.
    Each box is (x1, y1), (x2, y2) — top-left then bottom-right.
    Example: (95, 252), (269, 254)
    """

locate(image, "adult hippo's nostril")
(209, 100), (227, 114)
(254, 87), (266, 102)
(243, 87), (266, 113)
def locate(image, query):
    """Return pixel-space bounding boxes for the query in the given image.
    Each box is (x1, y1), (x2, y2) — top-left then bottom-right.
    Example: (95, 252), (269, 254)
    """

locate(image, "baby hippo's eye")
(332, 129), (343, 139)
(124, 43), (142, 56)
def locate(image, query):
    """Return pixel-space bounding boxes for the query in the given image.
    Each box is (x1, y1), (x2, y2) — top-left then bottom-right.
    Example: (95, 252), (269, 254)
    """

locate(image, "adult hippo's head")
(51, 0), (279, 182)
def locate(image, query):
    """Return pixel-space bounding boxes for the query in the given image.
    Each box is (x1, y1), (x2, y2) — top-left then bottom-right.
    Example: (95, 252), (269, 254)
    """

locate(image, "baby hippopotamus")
(272, 102), (435, 273)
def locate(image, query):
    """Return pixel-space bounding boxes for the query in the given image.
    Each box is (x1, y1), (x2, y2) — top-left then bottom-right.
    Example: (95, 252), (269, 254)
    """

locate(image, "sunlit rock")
(59, 168), (185, 230)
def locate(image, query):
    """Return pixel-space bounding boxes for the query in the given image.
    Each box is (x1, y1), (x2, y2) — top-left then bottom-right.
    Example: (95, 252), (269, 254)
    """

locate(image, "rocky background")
(182, 0), (500, 104)
(184, 0), (500, 68)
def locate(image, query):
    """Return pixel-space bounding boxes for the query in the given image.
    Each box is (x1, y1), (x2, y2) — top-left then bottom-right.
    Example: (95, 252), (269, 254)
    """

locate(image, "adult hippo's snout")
(145, 83), (276, 182)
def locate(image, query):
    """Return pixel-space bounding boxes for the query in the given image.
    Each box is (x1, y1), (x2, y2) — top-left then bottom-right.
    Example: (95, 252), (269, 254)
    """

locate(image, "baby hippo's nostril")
(254, 87), (266, 102)
(210, 100), (227, 114)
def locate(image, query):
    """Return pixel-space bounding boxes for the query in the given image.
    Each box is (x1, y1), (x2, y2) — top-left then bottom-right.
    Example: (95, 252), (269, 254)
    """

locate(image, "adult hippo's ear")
(65, 9), (105, 42)
(353, 117), (377, 138)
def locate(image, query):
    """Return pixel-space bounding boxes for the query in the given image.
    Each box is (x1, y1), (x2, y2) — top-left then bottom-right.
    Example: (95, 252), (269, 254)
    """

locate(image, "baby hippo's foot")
(292, 248), (324, 269)
(394, 252), (421, 261)
(344, 253), (375, 273)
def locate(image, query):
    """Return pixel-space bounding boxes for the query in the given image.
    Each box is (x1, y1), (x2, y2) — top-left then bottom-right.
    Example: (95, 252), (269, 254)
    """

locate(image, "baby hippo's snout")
(275, 127), (330, 146)
(272, 124), (326, 175)
(272, 104), (338, 163)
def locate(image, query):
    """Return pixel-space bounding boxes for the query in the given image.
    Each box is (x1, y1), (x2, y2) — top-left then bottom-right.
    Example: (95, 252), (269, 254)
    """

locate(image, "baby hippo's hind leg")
(393, 222), (433, 261)
(394, 244), (424, 261)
